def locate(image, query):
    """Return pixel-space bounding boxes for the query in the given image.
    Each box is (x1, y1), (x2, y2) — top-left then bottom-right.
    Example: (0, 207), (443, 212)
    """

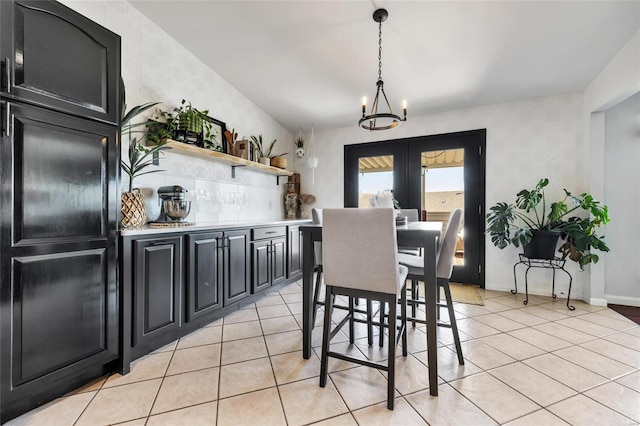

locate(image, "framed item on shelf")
(236, 139), (251, 160)
(203, 116), (227, 153)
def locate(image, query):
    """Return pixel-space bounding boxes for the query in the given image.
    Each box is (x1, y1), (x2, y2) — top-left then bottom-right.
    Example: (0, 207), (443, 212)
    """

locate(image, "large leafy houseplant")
(121, 102), (171, 192)
(486, 178), (610, 268)
(120, 102), (171, 227)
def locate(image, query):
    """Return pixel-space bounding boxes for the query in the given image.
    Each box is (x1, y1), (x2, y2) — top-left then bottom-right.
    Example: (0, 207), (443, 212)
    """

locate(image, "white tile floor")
(7, 279), (640, 426)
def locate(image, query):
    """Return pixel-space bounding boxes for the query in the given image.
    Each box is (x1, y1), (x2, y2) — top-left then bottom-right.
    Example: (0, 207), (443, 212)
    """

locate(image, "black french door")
(344, 129), (486, 287)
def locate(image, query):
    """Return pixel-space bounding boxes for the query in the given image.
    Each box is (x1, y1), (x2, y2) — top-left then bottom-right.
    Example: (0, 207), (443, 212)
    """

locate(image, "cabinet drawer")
(252, 226), (286, 240)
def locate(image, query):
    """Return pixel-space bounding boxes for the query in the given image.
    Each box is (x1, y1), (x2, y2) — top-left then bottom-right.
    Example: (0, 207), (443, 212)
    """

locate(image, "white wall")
(300, 93), (588, 297)
(603, 92), (640, 306)
(584, 28), (640, 306)
(60, 0), (294, 223)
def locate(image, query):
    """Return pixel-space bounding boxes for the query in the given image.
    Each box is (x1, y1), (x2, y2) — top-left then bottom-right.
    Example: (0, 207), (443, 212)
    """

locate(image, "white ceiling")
(130, 1), (640, 133)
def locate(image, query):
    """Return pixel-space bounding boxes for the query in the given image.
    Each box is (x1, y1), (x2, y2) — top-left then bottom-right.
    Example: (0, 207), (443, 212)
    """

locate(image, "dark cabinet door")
(132, 237), (182, 348)
(252, 240), (271, 293)
(272, 236), (287, 286)
(0, 102), (118, 419)
(2, 103), (117, 246)
(223, 230), (250, 305)
(287, 226), (303, 279)
(186, 232), (223, 322)
(0, 0), (121, 124)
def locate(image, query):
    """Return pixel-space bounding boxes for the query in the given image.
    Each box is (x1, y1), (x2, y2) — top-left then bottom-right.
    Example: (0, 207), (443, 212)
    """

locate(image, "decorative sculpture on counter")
(284, 183), (302, 219)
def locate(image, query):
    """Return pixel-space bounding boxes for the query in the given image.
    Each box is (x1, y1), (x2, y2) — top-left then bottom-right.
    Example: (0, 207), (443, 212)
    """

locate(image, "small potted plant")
(250, 134), (278, 166)
(293, 132), (305, 158)
(173, 99), (210, 146)
(486, 178), (610, 268)
(121, 102), (171, 228)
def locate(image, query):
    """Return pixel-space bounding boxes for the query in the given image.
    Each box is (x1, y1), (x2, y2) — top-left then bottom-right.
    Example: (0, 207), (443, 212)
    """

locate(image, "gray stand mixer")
(149, 185), (192, 226)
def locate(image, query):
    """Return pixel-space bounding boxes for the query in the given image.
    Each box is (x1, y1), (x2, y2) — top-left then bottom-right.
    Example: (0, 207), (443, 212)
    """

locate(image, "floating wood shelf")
(164, 140), (293, 183)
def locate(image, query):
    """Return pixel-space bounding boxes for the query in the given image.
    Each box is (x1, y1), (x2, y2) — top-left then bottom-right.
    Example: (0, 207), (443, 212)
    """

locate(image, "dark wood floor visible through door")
(609, 304), (640, 325)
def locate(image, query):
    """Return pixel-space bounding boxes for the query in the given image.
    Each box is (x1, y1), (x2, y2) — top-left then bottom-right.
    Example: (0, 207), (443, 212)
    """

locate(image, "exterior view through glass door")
(359, 156), (394, 207)
(421, 149), (465, 266)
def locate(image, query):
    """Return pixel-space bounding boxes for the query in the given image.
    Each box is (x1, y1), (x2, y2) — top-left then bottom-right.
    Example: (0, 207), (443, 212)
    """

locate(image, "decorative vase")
(295, 147), (305, 158)
(121, 189), (147, 228)
(270, 157), (287, 169)
(258, 157), (270, 166)
(523, 230), (561, 260)
(284, 183), (299, 219)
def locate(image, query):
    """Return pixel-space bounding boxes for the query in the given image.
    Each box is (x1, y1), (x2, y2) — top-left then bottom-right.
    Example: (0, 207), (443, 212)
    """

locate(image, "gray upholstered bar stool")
(312, 208), (378, 345)
(319, 208), (408, 410)
(397, 208), (465, 365)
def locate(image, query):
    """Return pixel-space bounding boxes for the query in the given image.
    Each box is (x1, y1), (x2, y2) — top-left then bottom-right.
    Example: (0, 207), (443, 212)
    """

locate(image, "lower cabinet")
(251, 227), (287, 293)
(121, 221), (309, 369)
(132, 237), (183, 349)
(222, 230), (251, 305)
(186, 232), (223, 322)
(287, 225), (303, 280)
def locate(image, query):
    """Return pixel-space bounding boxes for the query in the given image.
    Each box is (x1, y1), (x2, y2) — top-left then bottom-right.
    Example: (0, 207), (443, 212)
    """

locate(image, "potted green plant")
(293, 132), (305, 158)
(120, 102), (171, 228)
(173, 99), (213, 147)
(250, 134), (278, 166)
(486, 178), (610, 268)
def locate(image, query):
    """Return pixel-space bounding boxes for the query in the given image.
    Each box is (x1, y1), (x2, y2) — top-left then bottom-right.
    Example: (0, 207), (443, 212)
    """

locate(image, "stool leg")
(387, 295), (396, 410)
(348, 297), (355, 344)
(441, 278), (464, 365)
(319, 286), (334, 387)
(401, 285), (408, 357)
(411, 280), (418, 328)
(379, 302), (385, 347)
(312, 267), (323, 326)
(367, 299), (373, 346)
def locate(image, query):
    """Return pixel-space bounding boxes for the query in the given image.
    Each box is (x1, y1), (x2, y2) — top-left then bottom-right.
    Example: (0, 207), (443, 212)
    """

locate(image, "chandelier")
(359, 8), (407, 131)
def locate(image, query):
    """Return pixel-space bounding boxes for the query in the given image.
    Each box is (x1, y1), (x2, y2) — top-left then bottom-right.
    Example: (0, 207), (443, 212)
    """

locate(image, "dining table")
(299, 220), (443, 396)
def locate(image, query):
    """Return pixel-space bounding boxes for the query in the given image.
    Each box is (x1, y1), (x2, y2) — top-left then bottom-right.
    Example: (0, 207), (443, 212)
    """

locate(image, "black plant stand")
(513, 254), (575, 310)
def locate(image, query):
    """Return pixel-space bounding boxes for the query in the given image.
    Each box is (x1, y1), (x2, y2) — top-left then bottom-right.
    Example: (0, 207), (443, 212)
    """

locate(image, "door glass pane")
(358, 155), (394, 208)
(421, 149), (465, 265)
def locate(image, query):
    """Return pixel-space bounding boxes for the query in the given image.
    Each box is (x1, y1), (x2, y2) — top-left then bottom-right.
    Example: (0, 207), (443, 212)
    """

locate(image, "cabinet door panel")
(8, 248), (115, 387)
(133, 238), (181, 347)
(187, 233), (222, 322)
(7, 104), (116, 246)
(0, 0), (120, 124)
(272, 237), (287, 286)
(252, 241), (271, 293)
(287, 226), (302, 279)
(223, 230), (249, 305)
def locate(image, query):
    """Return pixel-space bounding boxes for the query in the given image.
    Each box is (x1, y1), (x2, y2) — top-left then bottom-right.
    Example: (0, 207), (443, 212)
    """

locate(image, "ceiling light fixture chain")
(359, 8), (407, 131)
(378, 19), (383, 82)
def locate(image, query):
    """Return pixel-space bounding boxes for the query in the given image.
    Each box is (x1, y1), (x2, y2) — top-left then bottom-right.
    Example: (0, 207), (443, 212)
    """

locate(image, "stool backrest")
(399, 209), (419, 222)
(312, 208), (323, 266)
(323, 208), (399, 294)
(437, 208), (462, 279)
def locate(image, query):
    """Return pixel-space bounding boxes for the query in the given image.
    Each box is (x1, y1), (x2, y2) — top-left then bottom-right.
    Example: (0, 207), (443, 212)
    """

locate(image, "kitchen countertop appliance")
(150, 185), (192, 226)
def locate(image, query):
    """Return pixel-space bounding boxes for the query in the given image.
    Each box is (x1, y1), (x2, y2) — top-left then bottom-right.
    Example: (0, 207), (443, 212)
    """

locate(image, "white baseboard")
(605, 295), (640, 307)
(587, 297), (609, 307)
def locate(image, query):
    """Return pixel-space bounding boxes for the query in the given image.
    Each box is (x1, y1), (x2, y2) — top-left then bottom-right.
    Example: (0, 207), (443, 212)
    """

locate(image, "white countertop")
(120, 218), (312, 236)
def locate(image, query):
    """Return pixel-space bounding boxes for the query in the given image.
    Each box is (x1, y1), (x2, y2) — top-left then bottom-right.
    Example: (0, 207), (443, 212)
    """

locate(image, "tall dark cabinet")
(0, 0), (121, 421)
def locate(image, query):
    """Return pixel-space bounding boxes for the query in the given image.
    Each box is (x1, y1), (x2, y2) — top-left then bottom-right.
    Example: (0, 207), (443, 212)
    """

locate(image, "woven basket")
(270, 156), (287, 169)
(121, 190), (147, 228)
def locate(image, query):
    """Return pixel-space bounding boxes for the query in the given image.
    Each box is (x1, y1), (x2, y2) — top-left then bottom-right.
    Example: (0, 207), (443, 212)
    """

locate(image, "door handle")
(1, 102), (9, 136)
(2, 58), (9, 93)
